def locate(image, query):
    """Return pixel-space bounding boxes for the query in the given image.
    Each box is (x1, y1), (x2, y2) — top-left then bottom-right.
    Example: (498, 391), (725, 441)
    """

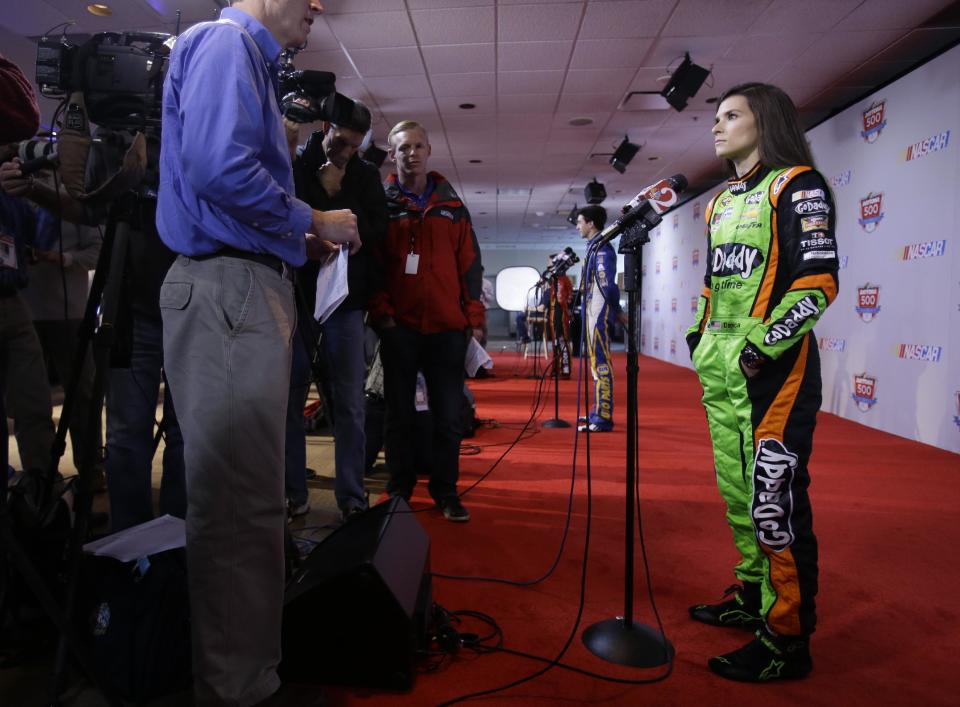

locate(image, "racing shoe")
(708, 627), (812, 682)
(689, 582), (762, 629)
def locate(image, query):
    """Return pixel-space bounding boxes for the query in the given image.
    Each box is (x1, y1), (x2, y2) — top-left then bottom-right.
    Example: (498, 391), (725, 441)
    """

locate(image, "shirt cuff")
(288, 196), (313, 240)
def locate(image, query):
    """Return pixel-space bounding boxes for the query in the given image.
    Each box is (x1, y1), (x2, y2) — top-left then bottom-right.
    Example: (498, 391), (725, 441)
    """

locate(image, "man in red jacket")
(369, 120), (484, 522)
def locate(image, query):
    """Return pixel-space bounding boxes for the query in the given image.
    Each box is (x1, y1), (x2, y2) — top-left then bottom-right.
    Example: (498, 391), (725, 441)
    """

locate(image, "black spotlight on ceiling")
(363, 142), (388, 168)
(610, 136), (640, 174)
(566, 204), (579, 225)
(660, 52), (710, 112)
(584, 178), (606, 205)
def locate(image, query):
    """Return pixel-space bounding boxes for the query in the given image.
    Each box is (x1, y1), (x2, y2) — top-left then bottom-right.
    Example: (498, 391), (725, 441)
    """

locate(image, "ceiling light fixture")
(568, 117), (593, 127)
(87, 3), (112, 15)
(469, 159), (483, 164)
(459, 102), (476, 110)
(660, 52), (710, 112)
(566, 204), (579, 225)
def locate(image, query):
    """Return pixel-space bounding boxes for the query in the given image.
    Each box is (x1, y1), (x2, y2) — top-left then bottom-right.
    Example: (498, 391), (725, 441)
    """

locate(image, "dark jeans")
(380, 325), (467, 503)
(105, 314), (186, 531)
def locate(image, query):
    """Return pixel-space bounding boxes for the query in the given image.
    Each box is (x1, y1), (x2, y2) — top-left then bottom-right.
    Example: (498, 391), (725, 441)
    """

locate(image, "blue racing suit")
(581, 235), (619, 430)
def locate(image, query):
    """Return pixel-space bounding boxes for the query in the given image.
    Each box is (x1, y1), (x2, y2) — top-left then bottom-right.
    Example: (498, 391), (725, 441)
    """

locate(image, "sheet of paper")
(465, 337), (493, 377)
(313, 247), (349, 323)
(82, 514), (186, 563)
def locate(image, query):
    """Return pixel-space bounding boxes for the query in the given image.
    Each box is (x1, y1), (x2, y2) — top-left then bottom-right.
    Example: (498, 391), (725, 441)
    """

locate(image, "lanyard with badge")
(400, 180), (434, 276)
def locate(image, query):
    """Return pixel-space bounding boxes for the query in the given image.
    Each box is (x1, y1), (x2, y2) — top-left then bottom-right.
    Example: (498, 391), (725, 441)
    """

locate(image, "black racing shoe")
(689, 583), (762, 629)
(708, 627), (812, 682)
(438, 496), (471, 522)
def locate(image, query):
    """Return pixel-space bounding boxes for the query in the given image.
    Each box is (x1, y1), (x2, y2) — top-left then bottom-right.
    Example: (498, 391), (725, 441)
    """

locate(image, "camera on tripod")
(36, 31), (172, 131)
(278, 50), (365, 129)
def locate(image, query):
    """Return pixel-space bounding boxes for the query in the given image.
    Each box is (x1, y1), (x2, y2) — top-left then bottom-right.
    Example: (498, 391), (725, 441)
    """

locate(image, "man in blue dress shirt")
(156, 1), (358, 704)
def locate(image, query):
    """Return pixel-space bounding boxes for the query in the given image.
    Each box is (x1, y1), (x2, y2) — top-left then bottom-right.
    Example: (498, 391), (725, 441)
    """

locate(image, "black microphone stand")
(581, 207), (674, 668)
(542, 273), (569, 429)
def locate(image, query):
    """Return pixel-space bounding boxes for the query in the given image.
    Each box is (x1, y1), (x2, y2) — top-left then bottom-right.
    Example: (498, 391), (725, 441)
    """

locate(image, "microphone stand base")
(582, 617), (674, 668)
(542, 418), (571, 429)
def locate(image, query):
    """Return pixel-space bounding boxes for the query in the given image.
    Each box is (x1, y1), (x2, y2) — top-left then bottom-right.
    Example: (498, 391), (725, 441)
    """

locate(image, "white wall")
(640, 45), (960, 454)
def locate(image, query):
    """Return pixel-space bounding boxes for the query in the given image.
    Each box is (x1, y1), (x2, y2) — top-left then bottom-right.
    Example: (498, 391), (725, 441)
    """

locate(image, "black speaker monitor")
(280, 496), (432, 690)
(660, 53), (710, 111)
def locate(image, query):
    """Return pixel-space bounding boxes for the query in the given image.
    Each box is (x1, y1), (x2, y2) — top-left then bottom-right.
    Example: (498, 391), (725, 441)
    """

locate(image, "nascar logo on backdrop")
(692, 249), (700, 266)
(690, 296), (698, 313)
(852, 373), (878, 411)
(829, 169), (852, 188)
(896, 344), (943, 362)
(901, 239), (947, 261)
(954, 391), (960, 430)
(693, 201), (701, 221)
(904, 129), (950, 162)
(670, 339), (676, 356)
(855, 283), (880, 322)
(670, 298), (677, 313)
(860, 100), (887, 143)
(858, 193), (884, 232)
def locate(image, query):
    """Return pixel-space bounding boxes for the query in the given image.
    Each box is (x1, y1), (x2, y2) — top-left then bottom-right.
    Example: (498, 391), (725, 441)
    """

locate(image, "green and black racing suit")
(686, 163), (839, 638)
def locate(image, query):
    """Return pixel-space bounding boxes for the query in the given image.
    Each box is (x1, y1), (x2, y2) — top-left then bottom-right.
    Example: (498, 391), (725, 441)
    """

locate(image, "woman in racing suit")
(686, 83), (839, 682)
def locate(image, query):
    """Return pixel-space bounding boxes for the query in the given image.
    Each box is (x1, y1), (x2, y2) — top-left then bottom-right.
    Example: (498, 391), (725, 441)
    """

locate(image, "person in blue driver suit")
(577, 205), (619, 432)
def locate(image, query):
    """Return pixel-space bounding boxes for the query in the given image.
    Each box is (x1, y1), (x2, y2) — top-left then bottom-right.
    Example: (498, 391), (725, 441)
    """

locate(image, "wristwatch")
(739, 342), (769, 370)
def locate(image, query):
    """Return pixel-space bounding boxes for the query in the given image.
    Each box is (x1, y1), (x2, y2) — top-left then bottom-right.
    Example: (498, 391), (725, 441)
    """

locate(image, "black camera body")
(278, 52), (363, 129)
(36, 32), (171, 131)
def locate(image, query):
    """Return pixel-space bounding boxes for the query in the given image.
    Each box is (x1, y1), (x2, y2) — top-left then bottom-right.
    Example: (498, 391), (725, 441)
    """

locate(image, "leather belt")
(196, 246), (290, 278)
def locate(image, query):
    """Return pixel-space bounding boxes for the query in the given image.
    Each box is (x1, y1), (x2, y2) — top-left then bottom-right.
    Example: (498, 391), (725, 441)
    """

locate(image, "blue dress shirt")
(157, 7), (312, 266)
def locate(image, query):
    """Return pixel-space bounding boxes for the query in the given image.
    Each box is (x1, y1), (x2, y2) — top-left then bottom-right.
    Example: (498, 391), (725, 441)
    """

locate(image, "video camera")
(36, 31), (172, 131)
(278, 50), (365, 130)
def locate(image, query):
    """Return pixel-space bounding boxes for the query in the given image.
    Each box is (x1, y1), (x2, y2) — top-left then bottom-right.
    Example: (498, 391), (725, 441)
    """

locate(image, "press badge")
(405, 253), (419, 275)
(0, 233), (18, 271)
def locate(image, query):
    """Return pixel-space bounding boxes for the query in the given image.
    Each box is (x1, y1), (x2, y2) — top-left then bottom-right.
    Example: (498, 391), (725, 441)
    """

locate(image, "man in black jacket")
(285, 102), (387, 520)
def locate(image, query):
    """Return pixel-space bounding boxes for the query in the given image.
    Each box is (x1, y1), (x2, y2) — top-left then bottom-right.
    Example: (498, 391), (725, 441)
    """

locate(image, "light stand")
(542, 274), (570, 429)
(581, 202), (674, 668)
(524, 284), (546, 380)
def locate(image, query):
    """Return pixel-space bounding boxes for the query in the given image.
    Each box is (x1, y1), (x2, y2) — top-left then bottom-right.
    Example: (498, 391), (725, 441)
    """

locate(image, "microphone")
(595, 173), (688, 249)
(621, 174), (687, 215)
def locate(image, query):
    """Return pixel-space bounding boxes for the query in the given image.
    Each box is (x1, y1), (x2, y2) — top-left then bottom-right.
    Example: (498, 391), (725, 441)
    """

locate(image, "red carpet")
(333, 351), (960, 706)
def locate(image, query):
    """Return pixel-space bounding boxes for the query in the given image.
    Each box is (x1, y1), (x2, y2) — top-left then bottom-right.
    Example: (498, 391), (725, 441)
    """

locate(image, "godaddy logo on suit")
(751, 439), (797, 551)
(763, 296), (821, 346)
(712, 243), (764, 279)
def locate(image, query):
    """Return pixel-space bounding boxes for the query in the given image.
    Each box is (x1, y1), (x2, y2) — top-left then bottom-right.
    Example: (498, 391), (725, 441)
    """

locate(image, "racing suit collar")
(726, 162), (769, 195)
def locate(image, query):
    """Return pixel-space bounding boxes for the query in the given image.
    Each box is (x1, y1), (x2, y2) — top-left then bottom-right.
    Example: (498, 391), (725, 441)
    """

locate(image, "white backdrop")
(639, 45), (960, 454)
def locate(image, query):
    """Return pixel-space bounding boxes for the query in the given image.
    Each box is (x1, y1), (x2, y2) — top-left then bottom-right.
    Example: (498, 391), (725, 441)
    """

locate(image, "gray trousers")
(160, 255), (295, 707)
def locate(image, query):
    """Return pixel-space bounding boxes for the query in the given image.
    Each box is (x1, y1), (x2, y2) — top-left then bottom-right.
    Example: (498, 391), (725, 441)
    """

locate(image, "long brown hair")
(718, 83), (815, 173)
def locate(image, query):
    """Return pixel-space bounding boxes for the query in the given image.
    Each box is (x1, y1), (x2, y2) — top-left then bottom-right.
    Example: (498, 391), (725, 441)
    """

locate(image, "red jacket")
(369, 172), (485, 334)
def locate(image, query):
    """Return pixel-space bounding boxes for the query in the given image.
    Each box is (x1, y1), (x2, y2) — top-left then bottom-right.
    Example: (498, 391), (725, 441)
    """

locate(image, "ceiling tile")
(722, 33), (821, 66)
(408, 0), (496, 7)
(295, 50), (358, 79)
(563, 68), (637, 95)
(499, 41), (575, 71)
(794, 30), (905, 68)
(750, 0), (864, 35)
(321, 0), (406, 12)
(423, 43), (495, 73)
(498, 2), (584, 42)
(662, 0), (772, 36)
(498, 70), (566, 95)
(438, 96), (496, 115)
(326, 11), (416, 49)
(570, 38), (656, 69)
(557, 93), (621, 114)
(304, 19), (342, 51)
(411, 6), (495, 45)
(350, 47), (423, 77)
(364, 74), (432, 99)
(643, 35), (738, 68)
(499, 93), (560, 113)
(580, 0), (677, 39)
(834, 0), (955, 31)
(430, 72), (497, 96)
